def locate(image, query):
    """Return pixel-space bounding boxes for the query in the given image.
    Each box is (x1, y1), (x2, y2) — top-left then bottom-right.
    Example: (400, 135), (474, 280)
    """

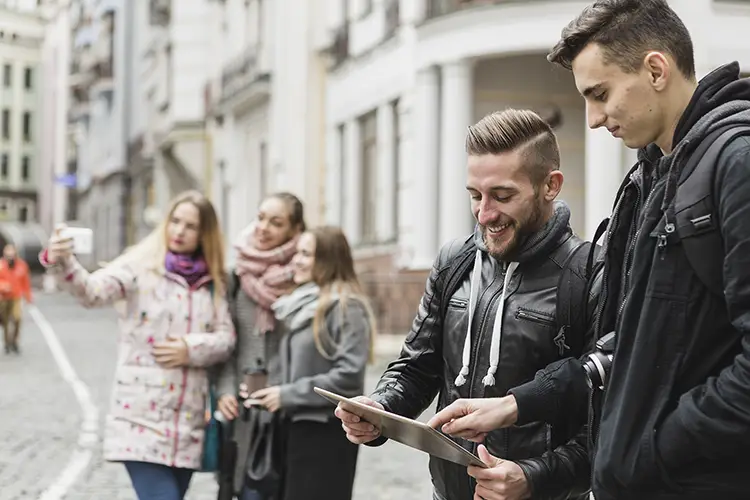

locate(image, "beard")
(482, 199), (545, 261)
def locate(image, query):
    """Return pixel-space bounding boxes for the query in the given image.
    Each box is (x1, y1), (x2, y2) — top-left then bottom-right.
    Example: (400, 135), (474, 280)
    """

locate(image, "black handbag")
(244, 406), (283, 498)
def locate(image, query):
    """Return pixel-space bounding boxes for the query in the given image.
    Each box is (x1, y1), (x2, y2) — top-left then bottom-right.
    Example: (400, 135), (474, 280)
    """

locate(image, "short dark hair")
(466, 109), (560, 186)
(548, 0), (695, 80)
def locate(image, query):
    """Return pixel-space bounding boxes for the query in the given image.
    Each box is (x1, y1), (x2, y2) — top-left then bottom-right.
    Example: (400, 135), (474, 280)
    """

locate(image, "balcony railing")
(425, 0), (509, 20)
(220, 43), (266, 100)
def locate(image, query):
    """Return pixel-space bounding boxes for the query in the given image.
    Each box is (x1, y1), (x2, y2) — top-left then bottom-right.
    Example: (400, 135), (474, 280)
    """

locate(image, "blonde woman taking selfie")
(40, 190), (236, 500)
(251, 226), (375, 500)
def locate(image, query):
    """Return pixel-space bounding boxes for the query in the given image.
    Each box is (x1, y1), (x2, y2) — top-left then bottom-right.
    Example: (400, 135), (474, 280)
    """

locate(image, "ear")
(643, 51), (670, 91)
(544, 170), (564, 201)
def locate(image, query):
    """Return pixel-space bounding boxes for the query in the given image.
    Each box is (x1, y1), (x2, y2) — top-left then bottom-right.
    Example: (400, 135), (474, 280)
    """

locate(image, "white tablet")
(315, 387), (487, 468)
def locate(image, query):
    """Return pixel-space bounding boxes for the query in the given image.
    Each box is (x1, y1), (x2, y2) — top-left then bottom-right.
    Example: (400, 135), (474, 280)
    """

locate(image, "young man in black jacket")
(334, 109), (597, 500)
(429, 1), (750, 499)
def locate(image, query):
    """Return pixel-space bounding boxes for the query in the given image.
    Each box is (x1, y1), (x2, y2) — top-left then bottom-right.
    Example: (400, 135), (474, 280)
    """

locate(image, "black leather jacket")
(369, 228), (596, 500)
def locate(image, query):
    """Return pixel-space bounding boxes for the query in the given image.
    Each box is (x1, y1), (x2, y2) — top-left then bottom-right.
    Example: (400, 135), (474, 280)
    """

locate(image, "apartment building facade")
(322, 0), (750, 332)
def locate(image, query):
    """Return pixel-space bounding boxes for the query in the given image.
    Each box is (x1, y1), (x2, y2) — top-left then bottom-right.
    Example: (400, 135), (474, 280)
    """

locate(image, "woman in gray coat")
(215, 192), (304, 500)
(251, 226), (375, 500)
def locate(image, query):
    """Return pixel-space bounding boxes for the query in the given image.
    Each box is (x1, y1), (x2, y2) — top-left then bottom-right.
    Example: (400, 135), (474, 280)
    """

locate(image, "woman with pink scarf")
(216, 192), (305, 500)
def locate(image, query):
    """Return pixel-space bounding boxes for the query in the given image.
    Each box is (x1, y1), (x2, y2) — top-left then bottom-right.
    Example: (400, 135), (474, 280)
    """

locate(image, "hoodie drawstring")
(454, 250), (483, 387)
(454, 250), (519, 388)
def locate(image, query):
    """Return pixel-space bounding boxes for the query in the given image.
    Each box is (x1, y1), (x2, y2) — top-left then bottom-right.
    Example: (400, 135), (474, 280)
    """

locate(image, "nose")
(476, 200), (498, 227)
(587, 103), (607, 130)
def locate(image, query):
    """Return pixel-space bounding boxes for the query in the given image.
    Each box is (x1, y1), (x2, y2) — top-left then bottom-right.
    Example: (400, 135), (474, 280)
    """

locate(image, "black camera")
(582, 332), (616, 390)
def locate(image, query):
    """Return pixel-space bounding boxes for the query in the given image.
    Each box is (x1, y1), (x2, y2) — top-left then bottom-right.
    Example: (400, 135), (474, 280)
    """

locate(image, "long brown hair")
(309, 226), (376, 362)
(112, 190), (227, 299)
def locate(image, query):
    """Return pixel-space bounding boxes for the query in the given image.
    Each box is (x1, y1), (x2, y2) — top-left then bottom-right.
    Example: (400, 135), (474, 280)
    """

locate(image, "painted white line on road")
(28, 304), (100, 500)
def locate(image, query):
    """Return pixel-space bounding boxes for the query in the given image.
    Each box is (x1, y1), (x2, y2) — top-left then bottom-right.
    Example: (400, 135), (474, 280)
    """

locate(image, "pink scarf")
(234, 226), (299, 334)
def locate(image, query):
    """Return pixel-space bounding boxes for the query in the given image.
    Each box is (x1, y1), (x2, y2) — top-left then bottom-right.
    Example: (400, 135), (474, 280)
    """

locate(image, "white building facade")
(142, 0), (213, 222)
(321, 0), (750, 331)
(39, 0), (72, 234)
(205, 0), (329, 265)
(0, 5), (43, 224)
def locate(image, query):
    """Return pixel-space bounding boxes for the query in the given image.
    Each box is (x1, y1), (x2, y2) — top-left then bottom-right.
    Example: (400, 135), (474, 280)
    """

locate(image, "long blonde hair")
(308, 226), (376, 363)
(110, 190), (227, 298)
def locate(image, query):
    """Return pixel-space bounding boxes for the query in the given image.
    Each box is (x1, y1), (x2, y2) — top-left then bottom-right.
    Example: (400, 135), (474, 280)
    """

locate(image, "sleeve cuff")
(365, 435), (388, 447)
(278, 384), (295, 408)
(182, 335), (205, 366)
(39, 249), (50, 267)
(508, 377), (556, 426)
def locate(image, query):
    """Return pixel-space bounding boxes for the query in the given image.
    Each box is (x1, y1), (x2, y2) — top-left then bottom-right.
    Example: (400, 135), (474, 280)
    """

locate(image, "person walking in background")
(40, 190), (235, 500)
(0, 243), (32, 354)
(250, 226), (374, 500)
(215, 192), (305, 499)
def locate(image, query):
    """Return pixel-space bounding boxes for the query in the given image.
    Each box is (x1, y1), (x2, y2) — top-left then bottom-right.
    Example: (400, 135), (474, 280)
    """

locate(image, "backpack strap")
(437, 237), (477, 322)
(554, 232), (604, 358)
(675, 125), (750, 297)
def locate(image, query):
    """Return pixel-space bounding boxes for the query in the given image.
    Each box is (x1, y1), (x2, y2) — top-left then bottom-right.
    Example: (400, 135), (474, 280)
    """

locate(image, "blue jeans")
(124, 461), (194, 500)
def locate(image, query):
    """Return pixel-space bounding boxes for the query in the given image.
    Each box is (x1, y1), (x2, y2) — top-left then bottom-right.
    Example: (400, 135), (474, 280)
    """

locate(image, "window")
(21, 156), (29, 181)
(23, 67), (32, 90)
(0, 154), (7, 179)
(2, 64), (10, 88)
(359, 111), (378, 243)
(18, 205), (27, 223)
(2, 110), (9, 140)
(22, 112), (31, 142)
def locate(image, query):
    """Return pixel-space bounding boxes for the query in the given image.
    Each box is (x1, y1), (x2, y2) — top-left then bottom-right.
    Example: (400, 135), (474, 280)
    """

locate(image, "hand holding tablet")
(317, 387), (487, 468)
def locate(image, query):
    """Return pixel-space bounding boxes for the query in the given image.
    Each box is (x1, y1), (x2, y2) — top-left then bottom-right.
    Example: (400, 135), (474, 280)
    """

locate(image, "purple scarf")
(165, 251), (209, 286)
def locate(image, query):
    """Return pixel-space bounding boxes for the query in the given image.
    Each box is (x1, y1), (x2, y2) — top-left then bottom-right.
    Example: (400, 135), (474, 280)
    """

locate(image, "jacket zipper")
(515, 308), (555, 326)
(618, 169), (666, 323)
(466, 264), (513, 494)
(172, 288), (192, 466)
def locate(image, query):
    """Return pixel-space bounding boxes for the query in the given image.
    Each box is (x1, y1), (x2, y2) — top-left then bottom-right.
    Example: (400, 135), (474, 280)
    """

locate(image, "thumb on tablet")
(477, 444), (503, 468)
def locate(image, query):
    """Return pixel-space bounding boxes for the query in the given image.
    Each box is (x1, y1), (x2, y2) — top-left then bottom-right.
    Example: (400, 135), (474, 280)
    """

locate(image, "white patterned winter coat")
(43, 254), (236, 469)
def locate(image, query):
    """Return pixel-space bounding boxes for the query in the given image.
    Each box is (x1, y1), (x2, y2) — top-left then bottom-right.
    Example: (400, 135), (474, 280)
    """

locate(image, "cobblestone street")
(0, 292), (434, 499)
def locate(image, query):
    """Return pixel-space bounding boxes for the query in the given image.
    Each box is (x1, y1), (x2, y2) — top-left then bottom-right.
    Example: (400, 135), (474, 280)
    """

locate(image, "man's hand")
(469, 445), (530, 500)
(427, 395), (518, 442)
(334, 396), (384, 444)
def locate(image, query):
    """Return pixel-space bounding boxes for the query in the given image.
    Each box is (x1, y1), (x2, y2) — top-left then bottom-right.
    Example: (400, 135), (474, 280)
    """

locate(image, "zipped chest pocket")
(448, 297), (468, 310)
(515, 307), (555, 327)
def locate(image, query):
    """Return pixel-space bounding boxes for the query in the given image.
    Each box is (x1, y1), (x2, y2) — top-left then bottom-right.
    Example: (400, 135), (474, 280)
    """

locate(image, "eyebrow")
(466, 185), (518, 194)
(582, 83), (605, 98)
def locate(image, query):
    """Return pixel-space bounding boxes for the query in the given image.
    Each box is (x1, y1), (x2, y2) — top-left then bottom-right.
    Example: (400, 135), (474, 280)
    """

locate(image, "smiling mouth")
(486, 222), (511, 236)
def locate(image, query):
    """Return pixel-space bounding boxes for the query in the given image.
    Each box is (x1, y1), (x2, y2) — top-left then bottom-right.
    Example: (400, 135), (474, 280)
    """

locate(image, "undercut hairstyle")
(465, 109), (560, 187)
(548, 0), (695, 80)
